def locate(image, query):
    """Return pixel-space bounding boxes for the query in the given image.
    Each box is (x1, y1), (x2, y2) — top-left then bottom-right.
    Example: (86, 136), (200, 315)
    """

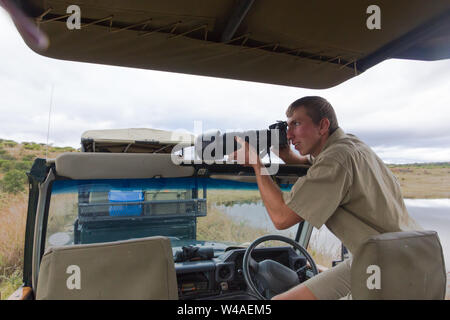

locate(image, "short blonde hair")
(286, 96), (339, 134)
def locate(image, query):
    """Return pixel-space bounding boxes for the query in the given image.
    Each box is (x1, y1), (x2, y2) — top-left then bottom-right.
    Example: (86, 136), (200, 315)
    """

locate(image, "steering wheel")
(242, 234), (319, 300)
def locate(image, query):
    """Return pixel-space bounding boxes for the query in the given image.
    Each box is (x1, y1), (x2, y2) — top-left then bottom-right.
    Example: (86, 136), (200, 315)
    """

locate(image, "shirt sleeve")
(283, 156), (352, 229)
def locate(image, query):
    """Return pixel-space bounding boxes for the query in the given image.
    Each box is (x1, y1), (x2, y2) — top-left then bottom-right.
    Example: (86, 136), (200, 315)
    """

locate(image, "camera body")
(268, 120), (289, 149)
(195, 121), (288, 161)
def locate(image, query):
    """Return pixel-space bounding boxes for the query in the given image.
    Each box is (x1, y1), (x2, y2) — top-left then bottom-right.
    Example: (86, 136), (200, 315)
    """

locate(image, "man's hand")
(229, 136), (303, 230)
(229, 136), (262, 170)
(274, 145), (293, 161)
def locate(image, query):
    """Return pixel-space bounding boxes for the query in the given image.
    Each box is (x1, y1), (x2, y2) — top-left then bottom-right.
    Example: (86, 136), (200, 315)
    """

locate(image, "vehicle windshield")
(45, 177), (295, 256)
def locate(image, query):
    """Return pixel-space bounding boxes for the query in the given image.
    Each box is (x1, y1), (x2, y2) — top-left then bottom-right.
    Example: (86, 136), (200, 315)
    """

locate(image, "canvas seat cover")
(351, 230), (446, 299)
(36, 236), (178, 300)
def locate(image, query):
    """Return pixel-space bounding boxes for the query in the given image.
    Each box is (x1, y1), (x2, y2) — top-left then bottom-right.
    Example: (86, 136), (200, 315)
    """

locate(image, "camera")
(195, 121), (288, 161)
(268, 120), (288, 148)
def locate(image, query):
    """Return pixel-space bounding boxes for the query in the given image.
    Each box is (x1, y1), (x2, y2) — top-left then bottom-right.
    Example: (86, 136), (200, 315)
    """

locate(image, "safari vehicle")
(4, 0), (449, 300)
(17, 130), (315, 300)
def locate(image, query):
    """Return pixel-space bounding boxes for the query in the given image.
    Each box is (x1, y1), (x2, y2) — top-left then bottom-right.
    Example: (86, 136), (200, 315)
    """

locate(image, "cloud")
(372, 146), (450, 164)
(0, 8), (449, 163)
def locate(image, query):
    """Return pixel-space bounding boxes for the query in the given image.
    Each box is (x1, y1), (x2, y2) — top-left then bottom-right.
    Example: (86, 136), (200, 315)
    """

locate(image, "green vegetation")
(14, 161), (33, 172)
(0, 160), (32, 174)
(2, 141), (18, 148)
(0, 151), (15, 161)
(0, 139), (79, 298)
(0, 139), (77, 198)
(0, 192), (27, 300)
(21, 154), (37, 162)
(22, 142), (42, 151)
(0, 268), (22, 300)
(50, 146), (77, 153)
(0, 160), (14, 173)
(1, 170), (28, 194)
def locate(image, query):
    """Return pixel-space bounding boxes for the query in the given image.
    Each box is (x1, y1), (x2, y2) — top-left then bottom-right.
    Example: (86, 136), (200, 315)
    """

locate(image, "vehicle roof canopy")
(14, 0), (450, 89)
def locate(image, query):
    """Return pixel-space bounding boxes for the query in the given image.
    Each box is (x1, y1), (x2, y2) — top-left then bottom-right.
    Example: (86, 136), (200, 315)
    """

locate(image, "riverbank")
(389, 164), (450, 199)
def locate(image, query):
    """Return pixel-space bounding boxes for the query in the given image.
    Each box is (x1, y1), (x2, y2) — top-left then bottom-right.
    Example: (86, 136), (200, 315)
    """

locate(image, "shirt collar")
(320, 127), (346, 154)
(306, 128), (345, 165)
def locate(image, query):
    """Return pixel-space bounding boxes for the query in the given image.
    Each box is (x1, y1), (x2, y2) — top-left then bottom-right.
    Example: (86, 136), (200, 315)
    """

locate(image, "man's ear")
(319, 118), (330, 136)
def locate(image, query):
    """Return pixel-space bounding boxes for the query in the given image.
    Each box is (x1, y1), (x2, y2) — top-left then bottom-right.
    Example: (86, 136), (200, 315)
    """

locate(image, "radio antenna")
(45, 84), (54, 159)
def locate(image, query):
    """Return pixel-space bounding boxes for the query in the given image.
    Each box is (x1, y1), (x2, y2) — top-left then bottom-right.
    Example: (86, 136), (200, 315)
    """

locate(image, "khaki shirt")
(284, 128), (422, 254)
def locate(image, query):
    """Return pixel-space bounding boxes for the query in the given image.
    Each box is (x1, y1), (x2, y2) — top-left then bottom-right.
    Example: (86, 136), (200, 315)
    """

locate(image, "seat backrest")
(351, 230), (446, 299)
(36, 236), (178, 300)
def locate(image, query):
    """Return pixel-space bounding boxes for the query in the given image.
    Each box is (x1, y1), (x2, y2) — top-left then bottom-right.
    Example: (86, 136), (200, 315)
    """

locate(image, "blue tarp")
(108, 190), (144, 216)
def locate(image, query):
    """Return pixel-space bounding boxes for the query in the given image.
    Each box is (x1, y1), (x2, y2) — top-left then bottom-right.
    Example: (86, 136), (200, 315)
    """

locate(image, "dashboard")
(175, 246), (310, 300)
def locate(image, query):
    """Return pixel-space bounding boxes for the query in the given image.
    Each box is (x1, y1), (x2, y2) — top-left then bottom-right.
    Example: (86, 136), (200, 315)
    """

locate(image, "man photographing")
(230, 96), (422, 300)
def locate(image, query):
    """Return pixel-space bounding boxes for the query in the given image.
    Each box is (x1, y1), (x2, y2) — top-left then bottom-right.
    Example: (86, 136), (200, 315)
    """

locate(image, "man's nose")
(287, 129), (294, 143)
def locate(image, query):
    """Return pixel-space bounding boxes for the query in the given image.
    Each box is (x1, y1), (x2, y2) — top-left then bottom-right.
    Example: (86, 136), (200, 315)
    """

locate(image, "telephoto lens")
(195, 121), (288, 162)
(195, 130), (271, 161)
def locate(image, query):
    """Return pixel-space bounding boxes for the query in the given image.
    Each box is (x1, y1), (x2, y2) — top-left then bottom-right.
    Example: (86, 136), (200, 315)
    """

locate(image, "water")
(405, 199), (450, 272)
(216, 199), (450, 271)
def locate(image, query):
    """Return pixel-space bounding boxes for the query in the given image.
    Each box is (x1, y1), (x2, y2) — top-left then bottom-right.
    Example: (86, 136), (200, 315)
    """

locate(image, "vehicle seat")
(36, 236), (178, 300)
(351, 230), (446, 299)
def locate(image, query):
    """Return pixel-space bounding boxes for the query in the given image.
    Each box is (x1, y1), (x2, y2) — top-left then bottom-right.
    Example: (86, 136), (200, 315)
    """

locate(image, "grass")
(207, 189), (261, 206)
(0, 269), (22, 300)
(308, 229), (341, 268)
(389, 165), (450, 198)
(0, 192), (27, 300)
(197, 203), (269, 245)
(388, 162), (450, 169)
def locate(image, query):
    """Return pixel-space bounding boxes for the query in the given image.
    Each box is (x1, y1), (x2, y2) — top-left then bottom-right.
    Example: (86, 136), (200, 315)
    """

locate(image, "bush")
(21, 154), (36, 162)
(0, 160), (14, 173)
(14, 161), (32, 171)
(1, 170), (27, 194)
(3, 141), (17, 148)
(50, 146), (76, 152)
(0, 152), (15, 161)
(23, 143), (41, 151)
(0, 268), (23, 300)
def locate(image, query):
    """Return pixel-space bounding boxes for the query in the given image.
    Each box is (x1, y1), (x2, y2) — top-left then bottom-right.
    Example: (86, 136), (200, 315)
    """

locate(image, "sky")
(0, 8), (449, 164)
